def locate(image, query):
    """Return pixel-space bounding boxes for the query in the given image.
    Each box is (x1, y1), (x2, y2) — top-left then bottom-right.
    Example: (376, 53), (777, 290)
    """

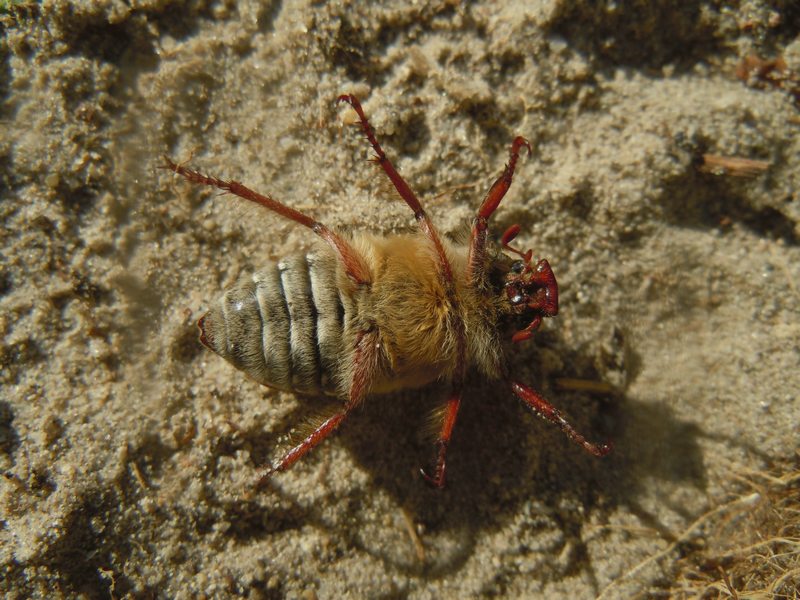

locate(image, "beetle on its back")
(165, 95), (610, 488)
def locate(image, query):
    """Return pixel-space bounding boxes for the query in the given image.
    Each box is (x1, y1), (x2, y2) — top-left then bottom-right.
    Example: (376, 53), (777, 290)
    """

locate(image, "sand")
(1, 1), (798, 598)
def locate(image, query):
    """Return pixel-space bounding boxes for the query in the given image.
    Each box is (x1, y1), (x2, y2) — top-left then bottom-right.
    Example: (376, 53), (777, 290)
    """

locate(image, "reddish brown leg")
(339, 95), (471, 486)
(420, 388), (462, 489)
(255, 329), (381, 487)
(163, 157), (372, 286)
(467, 137), (532, 283)
(336, 95), (455, 286)
(510, 381), (611, 457)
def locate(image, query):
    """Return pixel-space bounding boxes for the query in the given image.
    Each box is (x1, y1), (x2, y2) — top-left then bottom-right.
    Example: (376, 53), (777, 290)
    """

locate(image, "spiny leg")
(255, 329), (381, 487)
(338, 94), (471, 486)
(336, 95), (455, 287)
(510, 381), (611, 457)
(467, 137), (532, 283)
(163, 157), (372, 286)
(420, 387), (462, 489)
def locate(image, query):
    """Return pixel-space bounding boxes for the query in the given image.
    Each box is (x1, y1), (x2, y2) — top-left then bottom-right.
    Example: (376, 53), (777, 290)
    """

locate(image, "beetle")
(165, 94), (610, 488)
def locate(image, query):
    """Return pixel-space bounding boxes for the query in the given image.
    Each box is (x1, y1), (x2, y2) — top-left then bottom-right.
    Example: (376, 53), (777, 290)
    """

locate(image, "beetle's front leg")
(510, 381), (611, 457)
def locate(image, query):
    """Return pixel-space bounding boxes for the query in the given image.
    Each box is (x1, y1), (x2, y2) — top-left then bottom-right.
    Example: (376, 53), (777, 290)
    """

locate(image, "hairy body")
(200, 233), (507, 398)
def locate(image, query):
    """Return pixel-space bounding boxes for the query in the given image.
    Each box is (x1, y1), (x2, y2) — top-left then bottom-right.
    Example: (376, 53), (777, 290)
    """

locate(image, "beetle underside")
(165, 94), (611, 489)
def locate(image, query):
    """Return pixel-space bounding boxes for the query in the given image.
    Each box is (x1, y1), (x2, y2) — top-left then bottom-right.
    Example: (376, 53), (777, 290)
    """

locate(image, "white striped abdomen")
(199, 251), (353, 395)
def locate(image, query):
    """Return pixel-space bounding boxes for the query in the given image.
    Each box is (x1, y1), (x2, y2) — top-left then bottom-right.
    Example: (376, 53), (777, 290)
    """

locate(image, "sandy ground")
(1, 1), (799, 598)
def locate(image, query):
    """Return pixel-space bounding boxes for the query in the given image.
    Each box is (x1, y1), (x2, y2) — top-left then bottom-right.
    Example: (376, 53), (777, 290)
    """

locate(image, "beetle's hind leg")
(254, 328), (381, 487)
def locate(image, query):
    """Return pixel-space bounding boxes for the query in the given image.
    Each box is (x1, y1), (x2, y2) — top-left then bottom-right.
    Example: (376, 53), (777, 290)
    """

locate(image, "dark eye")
(510, 260), (525, 274)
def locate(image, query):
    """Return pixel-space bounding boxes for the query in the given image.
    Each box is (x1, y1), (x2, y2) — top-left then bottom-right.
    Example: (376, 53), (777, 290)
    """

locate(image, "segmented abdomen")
(199, 251), (352, 395)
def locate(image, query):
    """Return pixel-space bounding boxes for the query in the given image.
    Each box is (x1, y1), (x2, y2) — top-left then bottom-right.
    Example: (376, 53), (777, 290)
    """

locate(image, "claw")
(336, 93), (358, 108)
(420, 466), (446, 489)
(511, 136), (532, 158)
(253, 464), (278, 489)
(590, 441), (613, 457)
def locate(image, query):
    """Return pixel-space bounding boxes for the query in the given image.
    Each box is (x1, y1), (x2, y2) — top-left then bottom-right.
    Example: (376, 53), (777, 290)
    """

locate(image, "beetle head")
(500, 224), (559, 344)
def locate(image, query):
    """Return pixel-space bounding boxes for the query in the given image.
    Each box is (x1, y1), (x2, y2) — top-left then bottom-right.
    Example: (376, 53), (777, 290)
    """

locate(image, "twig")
(698, 154), (769, 178)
